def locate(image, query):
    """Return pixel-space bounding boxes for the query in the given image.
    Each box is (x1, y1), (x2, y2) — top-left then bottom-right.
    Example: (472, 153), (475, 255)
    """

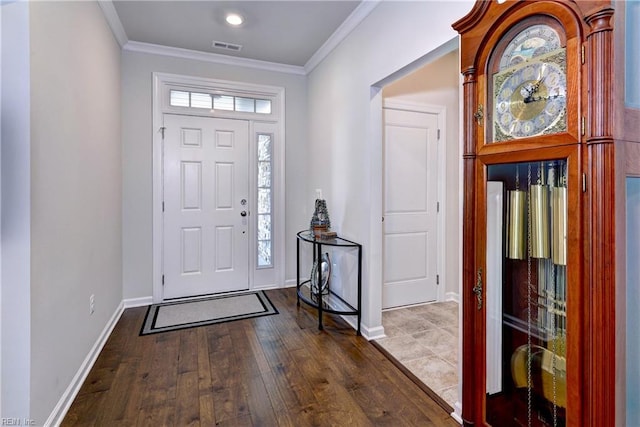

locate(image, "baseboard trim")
(251, 284), (280, 291)
(446, 292), (460, 303)
(45, 301), (125, 426)
(123, 296), (153, 308)
(283, 279), (297, 288)
(357, 323), (385, 341)
(452, 401), (463, 424)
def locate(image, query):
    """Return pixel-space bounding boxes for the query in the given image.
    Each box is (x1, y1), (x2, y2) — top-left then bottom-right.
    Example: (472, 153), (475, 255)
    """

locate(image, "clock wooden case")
(454, 1), (639, 426)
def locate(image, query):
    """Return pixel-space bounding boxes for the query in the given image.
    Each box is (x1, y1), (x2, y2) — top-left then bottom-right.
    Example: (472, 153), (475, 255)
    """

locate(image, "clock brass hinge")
(582, 173), (587, 193)
(581, 45), (585, 65)
(474, 104), (484, 126)
(581, 116), (586, 136)
(472, 268), (483, 310)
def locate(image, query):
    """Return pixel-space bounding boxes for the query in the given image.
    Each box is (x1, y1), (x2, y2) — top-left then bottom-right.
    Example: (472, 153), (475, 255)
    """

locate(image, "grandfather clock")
(454, 1), (639, 426)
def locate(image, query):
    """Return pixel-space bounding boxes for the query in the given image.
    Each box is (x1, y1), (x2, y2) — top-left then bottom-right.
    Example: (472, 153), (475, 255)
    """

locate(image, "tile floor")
(375, 301), (459, 408)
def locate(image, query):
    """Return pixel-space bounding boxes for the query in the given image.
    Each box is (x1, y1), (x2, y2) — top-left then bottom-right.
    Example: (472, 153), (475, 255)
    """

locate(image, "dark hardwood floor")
(63, 288), (458, 426)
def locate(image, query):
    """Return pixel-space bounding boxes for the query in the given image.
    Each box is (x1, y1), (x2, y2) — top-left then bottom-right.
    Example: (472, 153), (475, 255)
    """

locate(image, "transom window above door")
(170, 90), (272, 114)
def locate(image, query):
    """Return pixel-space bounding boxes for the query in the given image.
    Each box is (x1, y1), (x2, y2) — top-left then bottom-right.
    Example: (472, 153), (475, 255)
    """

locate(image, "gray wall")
(121, 51), (308, 299)
(28, 1), (122, 423)
(626, 1), (640, 108)
(1, 0), (31, 419)
(627, 177), (640, 425)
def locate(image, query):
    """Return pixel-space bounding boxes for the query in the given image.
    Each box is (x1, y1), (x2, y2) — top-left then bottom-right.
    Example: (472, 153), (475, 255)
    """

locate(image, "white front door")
(383, 108), (439, 309)
(163, 114), (249, 299)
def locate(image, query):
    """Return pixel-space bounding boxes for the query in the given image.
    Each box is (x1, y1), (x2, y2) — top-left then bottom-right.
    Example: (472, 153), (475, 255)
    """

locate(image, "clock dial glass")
(491, 24), (567, 142)
(499, 24), (562, 71)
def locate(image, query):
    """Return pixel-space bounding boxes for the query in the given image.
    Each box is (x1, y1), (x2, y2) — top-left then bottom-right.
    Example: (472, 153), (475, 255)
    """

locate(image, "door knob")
(240, 211), (247, 217)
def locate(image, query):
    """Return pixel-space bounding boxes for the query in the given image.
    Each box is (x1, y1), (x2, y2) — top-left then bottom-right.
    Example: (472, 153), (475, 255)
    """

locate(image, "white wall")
(306, 0), (473, 333)
(29, 1), (122, 423)
(383, 49), (461, 299)
(1, 0), (31, 419)
(121, 51), (308, 299)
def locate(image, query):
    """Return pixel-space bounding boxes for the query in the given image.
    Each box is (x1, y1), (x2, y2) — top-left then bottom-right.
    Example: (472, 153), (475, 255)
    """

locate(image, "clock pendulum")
(511, 161), (566, 426)
(526, 162), (534, 427)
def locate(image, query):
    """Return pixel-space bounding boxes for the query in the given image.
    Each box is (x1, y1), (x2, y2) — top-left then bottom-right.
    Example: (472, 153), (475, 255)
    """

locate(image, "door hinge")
(436, 274), (440, 285)
(162, 275), (165, 285)
(437, 129), (441, 140)
(581, 44), (585, 65)
(160, 127), (166, 138)
(581, 116), (586, 136)
(583, 173), (587, 193)
(162, 201), (165, 212)
(437, 202), (440, 213)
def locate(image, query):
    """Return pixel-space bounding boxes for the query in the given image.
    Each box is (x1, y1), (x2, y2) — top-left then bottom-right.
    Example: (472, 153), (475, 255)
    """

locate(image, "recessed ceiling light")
(226, 13), (244, 26)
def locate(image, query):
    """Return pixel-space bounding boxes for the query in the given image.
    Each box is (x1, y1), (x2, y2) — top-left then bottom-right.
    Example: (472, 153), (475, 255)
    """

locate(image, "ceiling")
(112, 1), (364, 68)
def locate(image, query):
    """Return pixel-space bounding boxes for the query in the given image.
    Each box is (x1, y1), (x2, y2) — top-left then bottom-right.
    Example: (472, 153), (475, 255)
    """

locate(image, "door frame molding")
(152, 72), (285, 302)
(382, 99), (447, 304)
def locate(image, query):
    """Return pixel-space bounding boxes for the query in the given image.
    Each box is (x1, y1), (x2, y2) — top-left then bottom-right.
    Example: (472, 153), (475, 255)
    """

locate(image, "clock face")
(493, 50), (567, 141)
(491, 23), (567, 142)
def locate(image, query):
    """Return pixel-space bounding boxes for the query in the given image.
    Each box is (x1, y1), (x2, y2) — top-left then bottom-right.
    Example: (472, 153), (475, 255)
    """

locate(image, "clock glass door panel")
(485, 160), (568, 427)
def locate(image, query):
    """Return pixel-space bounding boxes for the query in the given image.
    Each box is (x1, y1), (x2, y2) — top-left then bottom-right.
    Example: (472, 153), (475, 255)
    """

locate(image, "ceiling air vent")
(212, 40), (242, 52)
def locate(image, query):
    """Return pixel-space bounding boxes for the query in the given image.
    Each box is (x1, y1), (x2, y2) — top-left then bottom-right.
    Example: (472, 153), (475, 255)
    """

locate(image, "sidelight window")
(257, 134), (273, 268)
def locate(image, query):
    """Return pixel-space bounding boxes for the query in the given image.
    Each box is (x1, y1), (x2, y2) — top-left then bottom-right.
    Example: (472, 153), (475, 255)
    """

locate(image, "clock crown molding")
(451, 0), (492, 33)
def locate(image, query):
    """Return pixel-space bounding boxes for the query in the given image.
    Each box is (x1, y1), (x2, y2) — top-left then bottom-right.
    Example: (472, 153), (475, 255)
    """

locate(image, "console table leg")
(296, 237), (300, 306)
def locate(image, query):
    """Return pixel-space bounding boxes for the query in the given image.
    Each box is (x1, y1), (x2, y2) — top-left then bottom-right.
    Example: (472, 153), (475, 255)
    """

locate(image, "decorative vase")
(310, 199), (331, 235)
(310, 252), (331, 297)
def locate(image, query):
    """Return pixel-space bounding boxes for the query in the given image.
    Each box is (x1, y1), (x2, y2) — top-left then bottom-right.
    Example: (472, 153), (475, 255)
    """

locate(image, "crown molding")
(98, 0), (380, 76)
(304, 0), (381, 74)
(97, 0), (128, 47)
(123, 41), (306, 75)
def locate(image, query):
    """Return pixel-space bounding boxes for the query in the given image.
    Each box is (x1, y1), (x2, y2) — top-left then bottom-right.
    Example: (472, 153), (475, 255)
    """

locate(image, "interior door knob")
(240, 211), (247, 217)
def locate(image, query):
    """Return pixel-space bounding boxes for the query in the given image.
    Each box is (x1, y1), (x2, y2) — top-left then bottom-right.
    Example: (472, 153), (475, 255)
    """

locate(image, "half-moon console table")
(296, 230), (362, 335)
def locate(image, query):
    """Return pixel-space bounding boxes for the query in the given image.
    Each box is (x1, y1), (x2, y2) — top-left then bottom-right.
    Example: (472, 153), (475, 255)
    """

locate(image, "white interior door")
(383, 108), (439, 309)
(163, 114), (249, 299)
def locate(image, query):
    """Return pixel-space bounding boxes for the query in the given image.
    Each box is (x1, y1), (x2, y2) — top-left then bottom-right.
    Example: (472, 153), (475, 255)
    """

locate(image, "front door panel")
(163, 114), (249, 299)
